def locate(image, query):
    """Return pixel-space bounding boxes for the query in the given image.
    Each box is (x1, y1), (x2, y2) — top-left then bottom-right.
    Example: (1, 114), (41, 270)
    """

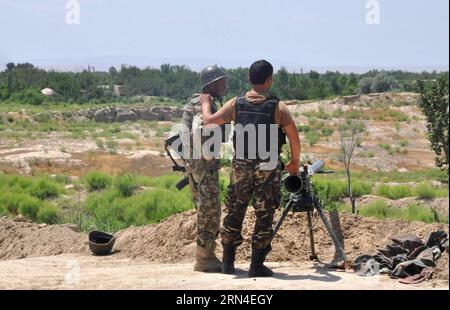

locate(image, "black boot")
(222, 244), (237, 274)
(248, 246), (273, 278)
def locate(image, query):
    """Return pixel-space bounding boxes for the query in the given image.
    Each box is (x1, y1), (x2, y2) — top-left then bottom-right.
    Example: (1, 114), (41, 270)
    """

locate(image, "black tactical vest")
(233, 96), (286, 161)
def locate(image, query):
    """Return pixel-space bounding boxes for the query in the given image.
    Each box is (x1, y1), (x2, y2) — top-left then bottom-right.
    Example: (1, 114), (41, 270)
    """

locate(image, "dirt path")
(0, 254), (447, 290)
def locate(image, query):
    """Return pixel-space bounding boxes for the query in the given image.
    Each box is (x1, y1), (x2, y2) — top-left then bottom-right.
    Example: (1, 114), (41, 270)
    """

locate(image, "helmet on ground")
(88, 231), (116, 256)
(200, 65), (229, 89)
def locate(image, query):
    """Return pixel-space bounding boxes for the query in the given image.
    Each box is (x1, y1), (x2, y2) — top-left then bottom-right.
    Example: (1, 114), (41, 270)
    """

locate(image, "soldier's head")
(201, 65), (229, 98)
(249, 60), (273, 92)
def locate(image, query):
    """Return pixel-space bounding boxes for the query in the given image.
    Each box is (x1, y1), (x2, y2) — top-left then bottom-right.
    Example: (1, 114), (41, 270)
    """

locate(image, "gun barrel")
(300, 160), (325, 175)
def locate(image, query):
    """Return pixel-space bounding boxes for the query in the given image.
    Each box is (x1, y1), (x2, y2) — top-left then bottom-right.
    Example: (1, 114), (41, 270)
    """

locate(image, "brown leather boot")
(194, 246), (222, 273)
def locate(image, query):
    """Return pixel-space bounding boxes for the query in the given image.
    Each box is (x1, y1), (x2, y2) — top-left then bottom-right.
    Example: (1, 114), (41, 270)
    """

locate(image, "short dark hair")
(249, 60), (273, 84)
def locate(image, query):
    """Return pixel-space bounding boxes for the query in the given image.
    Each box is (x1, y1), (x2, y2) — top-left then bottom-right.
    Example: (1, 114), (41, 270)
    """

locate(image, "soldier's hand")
(199, 94), (213, 106)
(285, 160), (299, 175)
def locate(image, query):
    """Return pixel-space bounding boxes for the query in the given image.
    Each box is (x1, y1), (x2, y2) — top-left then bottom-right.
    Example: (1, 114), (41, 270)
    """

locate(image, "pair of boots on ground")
(194, 244), (273, 277)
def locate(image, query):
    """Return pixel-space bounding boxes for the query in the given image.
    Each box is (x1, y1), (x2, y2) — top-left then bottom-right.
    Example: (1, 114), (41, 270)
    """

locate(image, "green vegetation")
(375, 184), (413, 200)
(1, 63), (446, 105)
(115, 174), (137, 197)
(379, 143), (392, 152)
(303, 107), (331, 120)
(375, 183), (448, 200)
(357, 200), (444, 224)
(313, 178), (372, 204)
(399, 140), (409, 147)
(0, 173), (65, 223)
(332, 108), (344, 118)
(106, 140), (118, 154)
(415, 182), (448, 199)
(37, 205), (59, 224)
(305, 131), (320, 146)
(357, 73), (398, 94)
(388, 110), (409, 122)
(417, 75), (449, 171)
(351, 168), (448, 184)
(296, 125), (311, 133)
(81, 174), (194, 232)
(321, 127), (334, 136)
(1, 168), (448, 230)
(85, 172), (112, 191)
(30, 178), (62, 200)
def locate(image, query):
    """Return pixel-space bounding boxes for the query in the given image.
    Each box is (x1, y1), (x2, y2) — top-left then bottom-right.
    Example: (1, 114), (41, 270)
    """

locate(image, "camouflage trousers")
(221, 159), (281, 251)
(187, 160), (221, 251)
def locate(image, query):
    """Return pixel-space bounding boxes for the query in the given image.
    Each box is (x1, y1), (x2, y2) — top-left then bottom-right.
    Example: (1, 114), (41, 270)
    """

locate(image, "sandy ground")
(0, 254), (447, 290)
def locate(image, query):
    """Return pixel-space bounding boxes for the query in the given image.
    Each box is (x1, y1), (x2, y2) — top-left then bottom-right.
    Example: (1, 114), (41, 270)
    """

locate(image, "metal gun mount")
(271, 160), (347, 264)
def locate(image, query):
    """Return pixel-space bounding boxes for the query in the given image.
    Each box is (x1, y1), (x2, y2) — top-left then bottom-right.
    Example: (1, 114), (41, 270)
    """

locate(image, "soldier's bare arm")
(283, 120), (301, 175)
(200, 94), (227, 126)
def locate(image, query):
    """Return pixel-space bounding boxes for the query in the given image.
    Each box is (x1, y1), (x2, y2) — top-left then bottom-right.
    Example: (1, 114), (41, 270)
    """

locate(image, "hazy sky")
(0, 0), (448, 71)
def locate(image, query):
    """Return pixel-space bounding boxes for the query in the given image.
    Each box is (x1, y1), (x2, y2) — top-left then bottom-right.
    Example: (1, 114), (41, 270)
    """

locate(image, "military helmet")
(200, 65), (229, 89)
(88, 231), (116, 256)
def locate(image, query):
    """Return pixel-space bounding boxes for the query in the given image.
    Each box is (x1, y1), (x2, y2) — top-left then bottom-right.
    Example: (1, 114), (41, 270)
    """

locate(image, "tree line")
(0, 62), (447, 105)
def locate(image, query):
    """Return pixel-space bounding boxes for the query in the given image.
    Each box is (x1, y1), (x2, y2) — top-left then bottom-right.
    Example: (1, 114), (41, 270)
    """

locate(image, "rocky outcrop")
(285, 92), (419, 107)
(30, 106), (183, 123)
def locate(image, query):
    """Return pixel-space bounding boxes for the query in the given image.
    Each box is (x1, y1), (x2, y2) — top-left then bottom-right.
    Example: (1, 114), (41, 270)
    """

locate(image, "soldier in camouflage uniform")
(183, 66), (229, 273)
(200, 60), (301, 277)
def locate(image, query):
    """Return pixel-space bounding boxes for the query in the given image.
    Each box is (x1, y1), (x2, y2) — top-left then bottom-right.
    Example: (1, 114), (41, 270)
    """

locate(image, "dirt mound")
(114, 209), (447, 259)
(0, 218), (88, 260)
(1, 209), (448, 280)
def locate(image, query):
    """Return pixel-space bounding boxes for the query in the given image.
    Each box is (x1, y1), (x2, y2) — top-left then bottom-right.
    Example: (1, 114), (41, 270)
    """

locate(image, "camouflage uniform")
(187, 159), (221, 251)
(221, 159), (281, 251)
(184, 95), (222, 252)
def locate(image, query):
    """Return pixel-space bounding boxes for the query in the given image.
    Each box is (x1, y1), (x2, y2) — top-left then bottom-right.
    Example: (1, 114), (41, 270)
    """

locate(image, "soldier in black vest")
(200, 60), (301, 277)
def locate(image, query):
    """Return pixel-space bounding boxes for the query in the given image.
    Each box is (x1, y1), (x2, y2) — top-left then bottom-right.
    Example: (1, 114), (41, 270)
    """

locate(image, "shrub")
(388, 110), (409, 122)
(359, 200), (391, 219)
(415, 182), (437, 199)
(358, 200), (437, 223)
(308, 117), (318, 126)
(30, 179), (61, 199)
(376, 184), (413, 200)
(297, 125), (310, 133)
(404, 204), (434, 223)
(84, 186), (193, 230)
(106, 140), (118, 153)
(85, 172), (112, 191)
(0, 192), (23, 214)
(17, 196), (42, 221)
(332, 108), (344, 118)
(305, 131), (320, 146)
(399, 140), (409, 147)
(378, 143), (391, 151)
(115, 174), (136, 197)
(0, 203), (6, 216)
(355, 121), (367, 133)
(345, 110), (362, 120)
(351, 180), (373, 197)
(313, 179), (347, 203)
(37, 205), (59, 224)
(9, 88), (45, 105)
(95, 139), (104, 148)
(321, 127), (334, 136)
